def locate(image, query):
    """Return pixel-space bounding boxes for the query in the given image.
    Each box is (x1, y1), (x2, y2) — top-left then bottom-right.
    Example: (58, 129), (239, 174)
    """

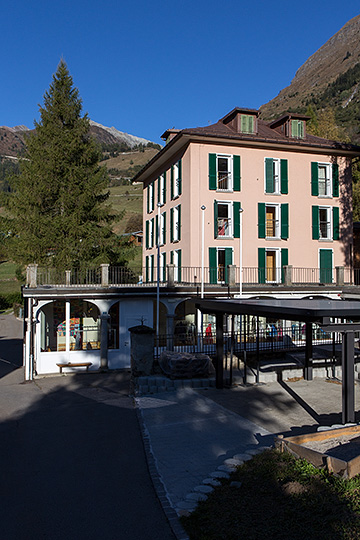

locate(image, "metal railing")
(30, 264), (360, 288)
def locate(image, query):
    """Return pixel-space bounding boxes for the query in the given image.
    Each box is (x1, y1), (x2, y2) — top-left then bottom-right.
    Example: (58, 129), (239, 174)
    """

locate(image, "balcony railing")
(26, 264), (360, 289)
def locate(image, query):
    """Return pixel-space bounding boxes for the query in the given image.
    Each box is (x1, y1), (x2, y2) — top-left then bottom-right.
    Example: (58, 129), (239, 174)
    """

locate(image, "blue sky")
(1, 1), (359, 144)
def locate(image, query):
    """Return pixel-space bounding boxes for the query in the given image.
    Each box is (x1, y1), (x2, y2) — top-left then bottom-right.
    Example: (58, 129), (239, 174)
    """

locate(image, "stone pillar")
(101, 264), (110, 287)
(228, 265), (236, 287)
(65, 270), (71, 286)
(100, 312), (110, 370)
(167, 264), (175, 287)
(336, 266), (344, 287)
(129, 325), (155, 376)
(283, 265), (293, 286)
(26, 264), (38, 288)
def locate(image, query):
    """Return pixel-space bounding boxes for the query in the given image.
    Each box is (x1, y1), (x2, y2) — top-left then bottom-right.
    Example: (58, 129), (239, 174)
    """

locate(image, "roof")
(194, 298), (360, 323)
(133, 108), (360, 183)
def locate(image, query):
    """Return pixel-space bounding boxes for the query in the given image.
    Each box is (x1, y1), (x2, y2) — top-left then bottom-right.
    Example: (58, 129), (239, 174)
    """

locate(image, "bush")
(0, 292), (23, 311)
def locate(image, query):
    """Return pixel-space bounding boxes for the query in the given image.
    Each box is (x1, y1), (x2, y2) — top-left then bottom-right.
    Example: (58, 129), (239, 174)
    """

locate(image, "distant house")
(123, 230), (143, 246)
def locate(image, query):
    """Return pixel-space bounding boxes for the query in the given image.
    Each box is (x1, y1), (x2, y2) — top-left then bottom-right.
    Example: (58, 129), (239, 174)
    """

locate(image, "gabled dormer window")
(241, 114), (254, 134)
(291, 120), (304, 139)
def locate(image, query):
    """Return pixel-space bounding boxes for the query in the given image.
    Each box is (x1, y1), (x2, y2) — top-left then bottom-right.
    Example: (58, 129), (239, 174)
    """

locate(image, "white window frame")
(160, 252), (166, 282)
(319, 206), (332, 240)
(174, 249), (181, 282)
(264, 158), (280, 194)
(148, 182), (154, 213)
(160, 212), (166, 246)
(265, 204), (280, 239)
(149, 218), (154, 248)
(173, 205), (181, 242)
(216, 201), (233, 238)
(265, 247), (281, 284)
(216, 154), (233, 192)
(173, 161), (181, 199)
(159, 173), (166, 206)
(318, 162), (332, 198)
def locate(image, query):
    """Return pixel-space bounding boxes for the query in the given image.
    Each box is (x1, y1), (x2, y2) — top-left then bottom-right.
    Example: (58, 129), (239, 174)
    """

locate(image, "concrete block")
(149, 386), (158, 394)
(194, 485), (213, 493)
(203, 478), (221, 486)
(209, 471), (230, 478)
(186, 492), (208, 501)
(174, 380), (183, 389)
(138, 385), (149, 394)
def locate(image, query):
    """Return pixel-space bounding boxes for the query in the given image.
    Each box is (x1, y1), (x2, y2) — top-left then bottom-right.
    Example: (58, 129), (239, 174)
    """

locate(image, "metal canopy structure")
(194, 299), (360, 424)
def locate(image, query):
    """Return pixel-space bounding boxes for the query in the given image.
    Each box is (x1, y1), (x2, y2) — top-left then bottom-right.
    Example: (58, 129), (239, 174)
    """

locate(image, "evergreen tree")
(5, 61), (128, 269)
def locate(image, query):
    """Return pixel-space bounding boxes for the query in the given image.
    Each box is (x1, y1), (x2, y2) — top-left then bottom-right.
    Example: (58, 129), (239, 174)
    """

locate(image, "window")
(311, 162), (339, 197)
(145, 254), (154, 282)
(265, 158), (288, 194)
(312, 205), (339, 241)
(147, 182), (154, 213)
(146, 218), (155, 248)
(160, 252), (166, 282)
(291, 120), (304, 138)
(209, 247), (233, 284)
(158, 211), (166, 246)
(258, 203), (288, 239)
(170, 205), (181, 242)
(209, 154), (241, 192)
(213, 201), (241, 238)
(258, 248), (288, 284)
(158, 172), (166, 205)
(171, 160), (182, 199)
(241, 114), (254, 134)
(170, 249), (182, 282)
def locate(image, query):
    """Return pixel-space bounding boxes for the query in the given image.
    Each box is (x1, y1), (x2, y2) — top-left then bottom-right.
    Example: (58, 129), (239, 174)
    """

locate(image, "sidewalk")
(137, 378), (360, 516)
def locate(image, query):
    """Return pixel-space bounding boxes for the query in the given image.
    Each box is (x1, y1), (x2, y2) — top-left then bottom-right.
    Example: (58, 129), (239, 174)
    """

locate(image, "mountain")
(260, 14), (360, 142)
(0, 121), (156, 159)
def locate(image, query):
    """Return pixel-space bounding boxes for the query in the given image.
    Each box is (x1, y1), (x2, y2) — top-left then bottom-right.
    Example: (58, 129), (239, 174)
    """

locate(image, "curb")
(134, 398), (190, 540)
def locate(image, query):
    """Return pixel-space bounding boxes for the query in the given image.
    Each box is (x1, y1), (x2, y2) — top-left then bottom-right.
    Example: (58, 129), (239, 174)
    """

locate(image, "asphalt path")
(0, 313), (176, 540)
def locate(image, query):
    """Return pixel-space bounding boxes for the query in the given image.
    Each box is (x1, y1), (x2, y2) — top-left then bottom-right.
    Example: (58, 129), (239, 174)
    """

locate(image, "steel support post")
(342, 331), (355, 424)
(305, 322), (313, 381)
(215, 313), (224, 389)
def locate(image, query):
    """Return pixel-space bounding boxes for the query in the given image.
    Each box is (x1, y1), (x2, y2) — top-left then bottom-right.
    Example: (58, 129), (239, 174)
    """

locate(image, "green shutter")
(320, 249), (333, 284)
(333, 206), (339, 240)
(249, 116), (254, 133)
(151, 181), (155, 209)
(241, 115), (248, 133)
(147, 185), (150, 213)
(281, 248), (288, 283)
(233, 201), (240, 238)
(209, 247), (217, 284)
(178, 205), (181, 240)
(233, 155), (241, 191)
(163, 172), (166, 203)
(145, 220), (149, 249)
(170, 250), (173, 264)
(281, 203), (289, 239)
(163, 211), (166, 244)
(209, 154), (217, 190)
(280, 159), (288, 194)
(145, 256), (149, 283)
(214, 201), (218, 238)
(312, 205), (319, 240)
(224, 248), (233, 284)
(157, 176), (160, 203)
(332, 163), (339, 197)
(177, 249), (182, 282)
(258, 203), (266, 238)
(311, 162), (319, 196)
(155, 215), (159, 245)
(265, 158), (274, 193)
(170, 208), (174, 242)
(151, 218), (155, 248)
(178, 159), (182, 195)
(258, 248), (266, 284)
(170, 166), (174, 199)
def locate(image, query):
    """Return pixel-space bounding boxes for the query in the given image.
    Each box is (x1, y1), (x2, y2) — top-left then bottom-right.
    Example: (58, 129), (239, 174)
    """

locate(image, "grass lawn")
(181, 449), (360, 540)
(108, 184), (143, 235)
(0, 261), (21, 296)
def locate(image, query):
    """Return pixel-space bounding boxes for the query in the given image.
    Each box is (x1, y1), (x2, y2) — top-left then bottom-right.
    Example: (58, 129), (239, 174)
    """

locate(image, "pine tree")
(6, 61), (127, 269)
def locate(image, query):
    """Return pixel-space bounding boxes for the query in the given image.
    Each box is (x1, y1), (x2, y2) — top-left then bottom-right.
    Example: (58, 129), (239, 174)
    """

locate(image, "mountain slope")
(260, 14), (360, 142)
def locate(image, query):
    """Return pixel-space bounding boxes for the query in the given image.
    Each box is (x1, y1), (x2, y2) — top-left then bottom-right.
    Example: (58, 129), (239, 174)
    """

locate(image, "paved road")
(0, 314), (176, 540)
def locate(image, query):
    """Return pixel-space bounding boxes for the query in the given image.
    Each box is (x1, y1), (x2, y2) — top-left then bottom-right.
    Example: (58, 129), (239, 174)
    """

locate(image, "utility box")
(129, 325), (155, 376)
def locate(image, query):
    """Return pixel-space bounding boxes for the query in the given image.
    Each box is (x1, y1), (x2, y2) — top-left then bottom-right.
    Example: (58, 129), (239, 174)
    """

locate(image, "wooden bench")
(56, 362), (92, 374)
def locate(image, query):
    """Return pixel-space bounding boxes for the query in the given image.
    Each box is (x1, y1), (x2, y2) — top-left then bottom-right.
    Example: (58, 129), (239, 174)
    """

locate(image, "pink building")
(135, 108), (360, 286)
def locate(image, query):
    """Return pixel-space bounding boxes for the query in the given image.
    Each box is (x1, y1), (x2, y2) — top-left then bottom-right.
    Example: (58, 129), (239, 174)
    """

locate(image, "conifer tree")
(6, 61), (127, 269)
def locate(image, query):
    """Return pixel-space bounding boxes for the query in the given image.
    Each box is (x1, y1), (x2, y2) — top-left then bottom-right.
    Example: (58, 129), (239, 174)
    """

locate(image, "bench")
(56, 362), (92, 374)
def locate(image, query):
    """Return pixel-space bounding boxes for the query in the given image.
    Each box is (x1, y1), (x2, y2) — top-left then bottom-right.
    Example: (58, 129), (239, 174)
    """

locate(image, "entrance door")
(319, 249), (333, 284)
(266, 250), (276, 282)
